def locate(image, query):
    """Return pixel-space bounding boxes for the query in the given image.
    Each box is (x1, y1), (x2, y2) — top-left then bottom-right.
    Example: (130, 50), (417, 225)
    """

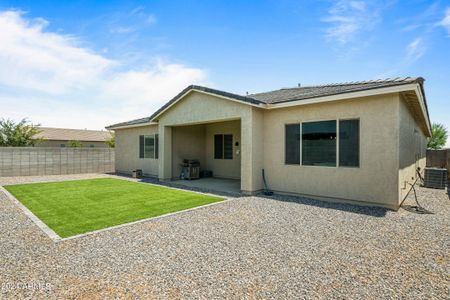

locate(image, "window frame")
(214, 134), (233, 160)
(283, 118), (360, 168)
(140, 134), (159, 159)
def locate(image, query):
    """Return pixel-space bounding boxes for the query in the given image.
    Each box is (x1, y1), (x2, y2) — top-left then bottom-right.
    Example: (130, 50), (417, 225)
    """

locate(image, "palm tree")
(427, 123), (448, 150)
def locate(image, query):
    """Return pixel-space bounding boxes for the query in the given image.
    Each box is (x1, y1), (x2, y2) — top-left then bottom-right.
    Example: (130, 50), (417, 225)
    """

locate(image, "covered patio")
(155, 88), (265, 194)
(172, 177), (241, 194)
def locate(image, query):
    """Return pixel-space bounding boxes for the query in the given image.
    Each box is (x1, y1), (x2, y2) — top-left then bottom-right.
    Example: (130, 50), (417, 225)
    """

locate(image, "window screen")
(223, 134), (233, 159)
(140, 134), (158, 159)
(302, 120), (336, 166)
(339, 120), (359, 167)
(285, 124), (300, 164)
(145, 136), (155, 158)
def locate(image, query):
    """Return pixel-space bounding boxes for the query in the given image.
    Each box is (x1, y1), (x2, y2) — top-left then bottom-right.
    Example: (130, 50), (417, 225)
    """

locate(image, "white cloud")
(0, 10), (113, 94)
(145, 14), (157, 25)
(439, 7), (450, 35)
(110, 26), (136, 34)
(0, 10), (208, 129)
(406, 37), (426, 62)
(323, 0), (380, 44)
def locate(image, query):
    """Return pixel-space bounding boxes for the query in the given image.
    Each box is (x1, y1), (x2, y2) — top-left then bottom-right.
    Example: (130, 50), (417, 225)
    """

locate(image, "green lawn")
(5, 178), (223, 238)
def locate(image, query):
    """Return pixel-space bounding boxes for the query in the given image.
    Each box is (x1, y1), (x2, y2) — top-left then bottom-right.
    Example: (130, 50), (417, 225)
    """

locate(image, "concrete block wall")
(0, 147), (115, 177)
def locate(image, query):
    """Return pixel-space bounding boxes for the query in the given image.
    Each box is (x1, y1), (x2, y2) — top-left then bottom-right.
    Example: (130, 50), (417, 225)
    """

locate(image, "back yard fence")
(426, 149), (450, 180)
(0, 147), (115, 177)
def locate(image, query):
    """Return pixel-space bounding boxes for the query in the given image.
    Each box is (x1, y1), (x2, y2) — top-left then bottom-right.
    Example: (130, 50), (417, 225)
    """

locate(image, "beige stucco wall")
(204, 120), (241, 179)
(398, 96), (427, 203)
(114, 125), (159, 177)
(156, 91), (262, 192)
(36, 140), (108, 148)
(112, 89), (428, 209)
(263, 93), (401, 208)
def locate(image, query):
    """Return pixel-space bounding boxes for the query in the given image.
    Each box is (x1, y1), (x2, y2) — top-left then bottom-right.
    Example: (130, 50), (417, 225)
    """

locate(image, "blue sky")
(0, 0), (449, 145)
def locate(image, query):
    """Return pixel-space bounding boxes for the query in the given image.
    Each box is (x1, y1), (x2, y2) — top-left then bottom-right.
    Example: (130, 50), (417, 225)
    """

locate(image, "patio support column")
(240, 108), (264, 194)
(158, 125), (172, 181)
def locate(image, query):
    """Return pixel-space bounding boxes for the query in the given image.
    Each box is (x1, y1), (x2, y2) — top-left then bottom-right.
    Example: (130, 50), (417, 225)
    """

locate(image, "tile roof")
(105, 117), (153, 129)
(249, 77), (424, 104)
(34, 127), (112, 142)
(106, 77), (426, 129)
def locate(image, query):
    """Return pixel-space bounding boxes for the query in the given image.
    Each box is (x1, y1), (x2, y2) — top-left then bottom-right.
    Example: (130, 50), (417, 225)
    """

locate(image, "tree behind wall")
(0, 119), (42, 147)
(427, 123), (448, 150)
(68, 140), (83, 148)
(105, 132), (115, 148)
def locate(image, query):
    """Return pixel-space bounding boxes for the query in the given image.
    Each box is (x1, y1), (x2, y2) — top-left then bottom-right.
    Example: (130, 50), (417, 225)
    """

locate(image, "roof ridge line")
(275, 77), (416, 90)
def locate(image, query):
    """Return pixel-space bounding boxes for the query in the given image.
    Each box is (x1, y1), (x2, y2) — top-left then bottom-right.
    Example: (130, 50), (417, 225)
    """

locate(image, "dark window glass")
(302, 121), (336, 166)
(155, 134), (159, 159)
(285, 124), (300, 164)
(339, 120), (359, 167)
(214, 134), (223, 159)
(223, 134), (233, 159)
(139, 135), (144, 158)
(145, 135), (155, 159)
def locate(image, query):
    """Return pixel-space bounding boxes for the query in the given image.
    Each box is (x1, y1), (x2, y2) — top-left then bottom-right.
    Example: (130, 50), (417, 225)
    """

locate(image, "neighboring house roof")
(106, 77), (429, 132)
(34, 127), (112, 142)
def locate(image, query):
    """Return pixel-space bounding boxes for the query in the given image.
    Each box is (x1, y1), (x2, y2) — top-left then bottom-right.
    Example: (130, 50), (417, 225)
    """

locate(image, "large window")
(214, 134), (233, 159)
(284, 119), (359, 167)
(339, 120), (359, 167)
(302, 120), (336, 167)
(139, 134), (159, 159)
(285, 124), (300, 164)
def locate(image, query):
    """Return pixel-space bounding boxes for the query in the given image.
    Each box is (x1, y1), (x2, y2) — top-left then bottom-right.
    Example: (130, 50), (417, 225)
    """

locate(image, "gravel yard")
(0, 174), (449, 299)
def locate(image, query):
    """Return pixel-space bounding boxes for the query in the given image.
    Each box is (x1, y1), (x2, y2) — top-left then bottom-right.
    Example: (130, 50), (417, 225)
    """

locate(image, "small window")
(214, 134), (233, 159)
(285, 124), (300, 164)
(60, 144), (66, 148)
(145, 136), (155, 158)
(139, 134), (159, 159)
(339, 120), (359, 167)
(90, 144), (95, 148)
(302, 120), (336, 167)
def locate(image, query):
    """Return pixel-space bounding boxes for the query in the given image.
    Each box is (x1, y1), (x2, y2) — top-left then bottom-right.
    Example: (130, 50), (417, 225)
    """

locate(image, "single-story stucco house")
(106, 77), (431, 209)
(34, 127), (112, 148)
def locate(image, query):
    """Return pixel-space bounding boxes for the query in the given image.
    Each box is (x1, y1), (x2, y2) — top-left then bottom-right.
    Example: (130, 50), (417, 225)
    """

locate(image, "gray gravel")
(0, 174), (449, 299)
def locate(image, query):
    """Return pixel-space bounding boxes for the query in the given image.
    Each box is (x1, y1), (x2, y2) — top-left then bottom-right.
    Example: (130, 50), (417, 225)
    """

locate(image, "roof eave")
(266, 82), (431, 136)
(106, 122), (158, 130)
